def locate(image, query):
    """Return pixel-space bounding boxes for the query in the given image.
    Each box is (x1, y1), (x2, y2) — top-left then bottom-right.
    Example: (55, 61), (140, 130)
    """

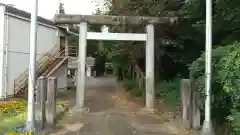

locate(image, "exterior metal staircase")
(13, 44), (69, 96)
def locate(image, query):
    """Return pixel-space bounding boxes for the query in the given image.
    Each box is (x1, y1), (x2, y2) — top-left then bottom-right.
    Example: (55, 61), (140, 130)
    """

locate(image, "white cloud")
(0, 0), (104, 19)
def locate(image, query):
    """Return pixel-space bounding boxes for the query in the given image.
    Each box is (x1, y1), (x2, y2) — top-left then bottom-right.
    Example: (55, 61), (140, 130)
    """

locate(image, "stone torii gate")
(54, 14), (177, 112)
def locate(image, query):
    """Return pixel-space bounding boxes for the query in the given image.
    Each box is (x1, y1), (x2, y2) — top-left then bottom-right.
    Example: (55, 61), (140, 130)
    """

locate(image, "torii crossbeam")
(54, 14), (178, 25)
(54, 14), (178, 112)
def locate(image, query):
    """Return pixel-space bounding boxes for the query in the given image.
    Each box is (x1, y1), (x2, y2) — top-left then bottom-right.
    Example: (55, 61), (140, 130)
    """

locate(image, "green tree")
(100, 0), (240, 133)
(59, 2), (65, 14)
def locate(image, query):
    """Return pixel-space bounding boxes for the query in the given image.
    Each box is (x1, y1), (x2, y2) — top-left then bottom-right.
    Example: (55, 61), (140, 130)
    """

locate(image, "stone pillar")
(180, 79), (201, 129)
(180, 79), (192, 129)
(145, 23), (155, 111)
(192, 91), (201, 129)
(35, 76), (47, 130)
(74, 21), (87, 111)
(46, 77), (57, 127)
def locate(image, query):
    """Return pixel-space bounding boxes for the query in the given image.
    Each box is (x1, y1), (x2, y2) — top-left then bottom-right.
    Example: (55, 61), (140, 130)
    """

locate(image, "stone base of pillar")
(137, 107), (156, 115)
(72, 105), (90, 113)
(201, 120), (215, 135)
(24, 121), (35, 132)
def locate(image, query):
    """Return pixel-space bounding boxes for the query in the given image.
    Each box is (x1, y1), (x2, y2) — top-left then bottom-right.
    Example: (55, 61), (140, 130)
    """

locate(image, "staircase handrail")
(14, 44), (62, 89)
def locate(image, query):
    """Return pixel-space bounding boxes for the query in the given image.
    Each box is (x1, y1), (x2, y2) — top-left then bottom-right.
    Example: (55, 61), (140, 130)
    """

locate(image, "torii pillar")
(75, 21), (87, 110)
(145, 23), (155, 111)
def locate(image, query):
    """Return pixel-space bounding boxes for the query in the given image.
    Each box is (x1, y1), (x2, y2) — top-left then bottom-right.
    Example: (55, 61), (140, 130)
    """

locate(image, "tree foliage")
(98, 0), (240, 133)
(59, 2), (65, 14)
(189, 42), (240, 134)
(186, 0), (240, 134)
(101, 0), (191, 86)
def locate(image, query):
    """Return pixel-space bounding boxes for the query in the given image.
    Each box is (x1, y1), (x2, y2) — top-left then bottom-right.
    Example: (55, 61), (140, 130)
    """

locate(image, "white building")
(0, 4), (71, 98)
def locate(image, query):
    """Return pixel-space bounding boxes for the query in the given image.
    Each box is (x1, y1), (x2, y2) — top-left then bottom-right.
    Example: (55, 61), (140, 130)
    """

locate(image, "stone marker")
(35, 76), (47, 130)
(191, 83), (201, 129)
(46, 77), (57, 127)
(180, 79), (192, 129)
(180, 79), (201, 130)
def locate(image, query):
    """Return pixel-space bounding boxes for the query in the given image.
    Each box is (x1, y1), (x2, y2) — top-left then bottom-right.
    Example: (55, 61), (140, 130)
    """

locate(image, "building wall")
(0, 6), (5, 98)
(0, 10), (68, 96)
(52, 60), (68, 90)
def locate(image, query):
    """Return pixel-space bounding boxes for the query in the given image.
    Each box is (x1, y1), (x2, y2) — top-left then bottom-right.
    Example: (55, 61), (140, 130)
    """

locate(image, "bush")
(189, 42), (240, 134)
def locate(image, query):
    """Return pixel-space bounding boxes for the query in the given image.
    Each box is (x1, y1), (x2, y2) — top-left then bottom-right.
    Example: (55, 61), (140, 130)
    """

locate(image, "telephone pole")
(201, 0), (214, 134)
(26, 0), (38, 130)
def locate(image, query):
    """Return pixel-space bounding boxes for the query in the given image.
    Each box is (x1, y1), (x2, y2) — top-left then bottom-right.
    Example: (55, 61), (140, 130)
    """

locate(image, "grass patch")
(122, 78), (181, 107)
(122, 79), (144, 97)
(155, 78), (181, 107)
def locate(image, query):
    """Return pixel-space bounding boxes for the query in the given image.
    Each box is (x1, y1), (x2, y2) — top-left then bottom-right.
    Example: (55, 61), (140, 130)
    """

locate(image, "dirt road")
(49, 77), (191, 135)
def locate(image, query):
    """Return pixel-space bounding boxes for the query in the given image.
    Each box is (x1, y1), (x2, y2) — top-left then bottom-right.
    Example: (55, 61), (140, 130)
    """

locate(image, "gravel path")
(49, 77), (193, 135)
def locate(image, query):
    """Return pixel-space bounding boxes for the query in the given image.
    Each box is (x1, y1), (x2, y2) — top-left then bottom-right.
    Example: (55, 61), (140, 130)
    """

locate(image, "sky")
(0, 0), (105, 19)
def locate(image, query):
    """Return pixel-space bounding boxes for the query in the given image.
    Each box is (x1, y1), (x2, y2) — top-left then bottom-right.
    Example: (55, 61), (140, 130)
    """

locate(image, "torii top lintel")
(54, 14), (178, 25)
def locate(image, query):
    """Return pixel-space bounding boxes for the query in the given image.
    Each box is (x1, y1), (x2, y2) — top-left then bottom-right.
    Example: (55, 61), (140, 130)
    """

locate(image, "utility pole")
(26, 0), (38, 130)
(201, 0), (214, 134)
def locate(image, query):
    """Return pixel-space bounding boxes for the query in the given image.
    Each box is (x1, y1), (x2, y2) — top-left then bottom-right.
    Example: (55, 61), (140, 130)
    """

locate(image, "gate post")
(35, 76), (47, 130)
(46, 77), (57, 127)
(180, 79), (192, 129)
(74, 21), (87, 111)
(145, 23), (155, 111)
